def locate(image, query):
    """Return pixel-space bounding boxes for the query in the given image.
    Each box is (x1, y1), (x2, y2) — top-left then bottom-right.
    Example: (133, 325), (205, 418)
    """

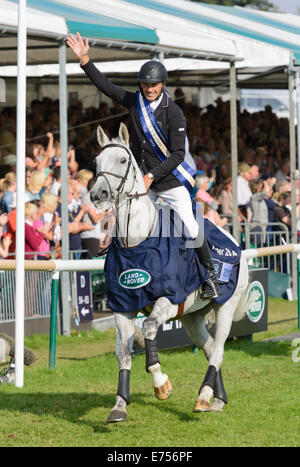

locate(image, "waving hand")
(67, 32), (89, 63)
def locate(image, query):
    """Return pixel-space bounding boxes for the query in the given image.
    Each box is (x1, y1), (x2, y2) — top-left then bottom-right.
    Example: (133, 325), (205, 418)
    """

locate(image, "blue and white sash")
(137, 91), (196, 193)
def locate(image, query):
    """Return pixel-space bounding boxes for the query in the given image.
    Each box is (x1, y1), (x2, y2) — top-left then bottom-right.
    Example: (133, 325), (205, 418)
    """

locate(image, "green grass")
(0, 298), (300, 447)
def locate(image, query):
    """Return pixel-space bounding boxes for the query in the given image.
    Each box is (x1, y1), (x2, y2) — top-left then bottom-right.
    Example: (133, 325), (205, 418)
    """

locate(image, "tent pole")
(296, 67), (300, 300)
(59, 41), (71, 336)
(296, 68), (300, 180)
(288, 56), (297, 299)
(159, 51), (164, 63)
(230, 62), (239, 242)
(15, 0), (27, 388)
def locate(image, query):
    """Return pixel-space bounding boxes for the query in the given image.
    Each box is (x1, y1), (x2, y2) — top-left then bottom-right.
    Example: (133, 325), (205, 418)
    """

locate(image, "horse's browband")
(103, 142), (132, 157)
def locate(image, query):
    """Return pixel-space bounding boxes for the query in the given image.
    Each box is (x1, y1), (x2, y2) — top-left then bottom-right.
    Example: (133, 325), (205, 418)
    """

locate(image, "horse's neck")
(113, 154), (158, 247)
(116, 192), (158, 248)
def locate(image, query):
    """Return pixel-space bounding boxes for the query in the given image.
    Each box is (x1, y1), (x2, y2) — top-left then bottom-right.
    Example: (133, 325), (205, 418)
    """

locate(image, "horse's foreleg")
(106, 311), (136, 423)
(142, 297), (178, 400)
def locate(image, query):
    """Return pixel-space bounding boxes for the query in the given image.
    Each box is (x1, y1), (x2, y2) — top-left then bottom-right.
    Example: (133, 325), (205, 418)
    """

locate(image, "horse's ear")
(97, 125), (110, 148)
(119, 122), (130, 147)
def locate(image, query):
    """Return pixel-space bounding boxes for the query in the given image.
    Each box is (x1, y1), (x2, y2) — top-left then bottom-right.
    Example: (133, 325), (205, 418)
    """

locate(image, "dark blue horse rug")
(104, 213), (241, 313)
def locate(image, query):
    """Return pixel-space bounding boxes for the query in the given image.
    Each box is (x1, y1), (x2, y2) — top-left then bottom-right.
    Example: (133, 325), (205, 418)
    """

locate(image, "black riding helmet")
(138, 60), (168, 84)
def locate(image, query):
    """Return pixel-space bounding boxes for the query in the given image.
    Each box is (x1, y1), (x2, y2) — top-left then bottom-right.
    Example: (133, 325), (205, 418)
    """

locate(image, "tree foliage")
(190, 0), (277, 12)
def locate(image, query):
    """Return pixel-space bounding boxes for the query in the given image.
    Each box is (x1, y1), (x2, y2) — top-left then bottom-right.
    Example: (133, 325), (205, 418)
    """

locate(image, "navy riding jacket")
(81, 60), (187, 192)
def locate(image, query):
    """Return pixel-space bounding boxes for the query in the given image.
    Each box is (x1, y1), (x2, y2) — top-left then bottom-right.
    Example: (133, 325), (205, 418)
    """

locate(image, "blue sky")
(271, 0), (300, 14)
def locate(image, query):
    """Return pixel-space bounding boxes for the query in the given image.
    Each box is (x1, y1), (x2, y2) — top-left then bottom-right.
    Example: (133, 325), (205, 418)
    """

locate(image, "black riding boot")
(195, 239), (220, 299)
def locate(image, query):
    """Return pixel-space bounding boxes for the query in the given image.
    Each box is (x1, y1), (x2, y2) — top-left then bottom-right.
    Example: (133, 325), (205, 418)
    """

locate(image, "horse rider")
(67, 32), (220, 299)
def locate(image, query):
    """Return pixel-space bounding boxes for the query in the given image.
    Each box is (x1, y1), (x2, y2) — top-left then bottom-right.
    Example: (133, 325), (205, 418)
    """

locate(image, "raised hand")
(66, 32), (89, 61)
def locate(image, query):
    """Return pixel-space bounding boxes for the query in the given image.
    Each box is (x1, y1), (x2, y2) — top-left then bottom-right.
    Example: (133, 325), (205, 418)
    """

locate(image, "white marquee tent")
(0, 0), (240, 388)
(1, 0), (299, 387)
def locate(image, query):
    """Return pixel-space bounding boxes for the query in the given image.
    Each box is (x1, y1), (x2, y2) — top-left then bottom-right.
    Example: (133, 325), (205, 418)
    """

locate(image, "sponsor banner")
(246, 280), (265, 323)
(229, 269), (268, 338)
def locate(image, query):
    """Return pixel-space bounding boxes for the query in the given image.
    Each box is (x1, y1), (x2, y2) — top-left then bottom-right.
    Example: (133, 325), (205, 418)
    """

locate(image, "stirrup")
(201, 277), (220, 299)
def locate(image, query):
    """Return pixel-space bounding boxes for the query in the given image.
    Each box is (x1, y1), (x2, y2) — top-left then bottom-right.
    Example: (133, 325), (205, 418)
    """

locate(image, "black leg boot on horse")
(143, 314), (173, 400)
(195, 238), (220, 299)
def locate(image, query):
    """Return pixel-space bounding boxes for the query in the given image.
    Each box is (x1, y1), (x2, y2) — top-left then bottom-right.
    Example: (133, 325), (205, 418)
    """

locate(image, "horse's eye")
(120, 157), (127, 164)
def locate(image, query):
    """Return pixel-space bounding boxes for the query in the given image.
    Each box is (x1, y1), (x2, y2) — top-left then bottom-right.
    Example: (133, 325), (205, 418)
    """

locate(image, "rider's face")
(140, 82), (164, 102)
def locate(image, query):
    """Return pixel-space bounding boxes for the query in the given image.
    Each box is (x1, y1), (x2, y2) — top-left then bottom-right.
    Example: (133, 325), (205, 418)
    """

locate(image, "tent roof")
(83, 0), (291, 70)
(121, 0), (300, 64)
(1, 0), (299, 89)
(8, 0), (158, 44)
(78, 0), (295, 88)
(0, 0), (237, 67)
(0, 0), (152, 65)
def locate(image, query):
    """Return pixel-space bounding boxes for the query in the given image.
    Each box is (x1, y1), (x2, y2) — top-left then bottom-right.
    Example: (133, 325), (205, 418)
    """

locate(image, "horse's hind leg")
(210, 368), (228, 412)
(194, 302), (234, 413)
(106, 311), (136, 423)
(180, 308), (215, 412)
(181, 307), (228, 412)
(142, 297), (178, 400)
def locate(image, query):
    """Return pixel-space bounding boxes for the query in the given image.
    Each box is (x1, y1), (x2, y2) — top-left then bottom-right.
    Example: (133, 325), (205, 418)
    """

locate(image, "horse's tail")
(232, 282), (251, 322)
(232, 253), (250, 322)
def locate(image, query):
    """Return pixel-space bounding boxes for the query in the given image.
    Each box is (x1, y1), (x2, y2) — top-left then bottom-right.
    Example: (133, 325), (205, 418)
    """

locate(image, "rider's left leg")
(195, 238), (220, 299)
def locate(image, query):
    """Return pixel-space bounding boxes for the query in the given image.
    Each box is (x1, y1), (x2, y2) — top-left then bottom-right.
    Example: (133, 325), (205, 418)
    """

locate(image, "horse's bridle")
(95, 142), (157, 247)
(95, 143), (148, 200)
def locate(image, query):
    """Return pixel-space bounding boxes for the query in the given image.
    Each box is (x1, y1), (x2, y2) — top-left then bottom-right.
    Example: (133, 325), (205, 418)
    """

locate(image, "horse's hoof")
(154, 378), (172, 400)
(209, 399), (225, 412)
(106, 408), (127, 423)
(193, 398), (210, 412)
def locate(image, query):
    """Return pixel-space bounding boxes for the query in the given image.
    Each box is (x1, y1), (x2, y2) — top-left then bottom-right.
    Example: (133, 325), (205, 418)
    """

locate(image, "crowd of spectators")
(0, 89), (297, 259)
(176, 92), (297, 240)
(0, 97), (118, 259)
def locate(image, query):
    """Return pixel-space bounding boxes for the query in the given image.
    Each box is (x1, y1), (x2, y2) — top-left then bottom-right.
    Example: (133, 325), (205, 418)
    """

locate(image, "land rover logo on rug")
(119, 269), (151, 289)
(247, 280), (265, 323)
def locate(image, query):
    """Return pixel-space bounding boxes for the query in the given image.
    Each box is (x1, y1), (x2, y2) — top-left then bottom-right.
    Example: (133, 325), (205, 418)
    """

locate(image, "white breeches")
(149, 185), (200, 240)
